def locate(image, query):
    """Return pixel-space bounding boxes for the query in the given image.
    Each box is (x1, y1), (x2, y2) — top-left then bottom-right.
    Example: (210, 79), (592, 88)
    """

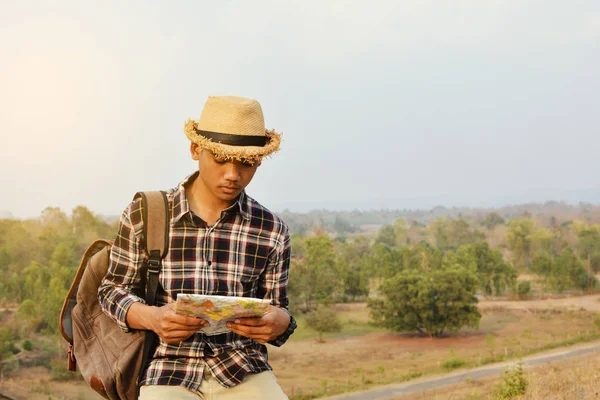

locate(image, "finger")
(167, 312), (207, 327)
(227, 323), (269, 336)
(231, 317), (266, 327)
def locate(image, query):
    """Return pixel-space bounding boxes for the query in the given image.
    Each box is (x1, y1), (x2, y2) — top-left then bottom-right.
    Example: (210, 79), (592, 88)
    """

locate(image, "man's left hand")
(226, 305), (290, 343)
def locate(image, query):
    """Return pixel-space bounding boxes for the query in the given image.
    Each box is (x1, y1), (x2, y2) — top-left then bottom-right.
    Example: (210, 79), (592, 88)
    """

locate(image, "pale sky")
(1, 1), (600, 219)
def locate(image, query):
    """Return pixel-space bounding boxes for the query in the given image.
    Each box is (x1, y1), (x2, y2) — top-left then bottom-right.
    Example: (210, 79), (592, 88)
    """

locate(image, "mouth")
(219, 186), (239, 194)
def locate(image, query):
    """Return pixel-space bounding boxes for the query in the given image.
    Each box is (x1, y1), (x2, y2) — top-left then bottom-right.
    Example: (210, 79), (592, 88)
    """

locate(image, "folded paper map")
(175, 294), (271, 335)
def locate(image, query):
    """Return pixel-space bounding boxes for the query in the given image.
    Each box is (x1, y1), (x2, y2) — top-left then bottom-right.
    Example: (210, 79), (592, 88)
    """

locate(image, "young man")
(98, 96), (296, 400)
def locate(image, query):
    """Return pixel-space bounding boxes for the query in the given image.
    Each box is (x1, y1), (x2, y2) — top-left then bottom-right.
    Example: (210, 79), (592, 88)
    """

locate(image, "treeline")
(289, 213), (600, 337)
(0, 206), (116, 366)
(279, 201), (600, 235)
(1, 206), (600, 361)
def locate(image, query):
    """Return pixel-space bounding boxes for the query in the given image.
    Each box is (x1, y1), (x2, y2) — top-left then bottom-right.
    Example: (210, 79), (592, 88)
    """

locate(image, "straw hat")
(184, 96), (281, 163)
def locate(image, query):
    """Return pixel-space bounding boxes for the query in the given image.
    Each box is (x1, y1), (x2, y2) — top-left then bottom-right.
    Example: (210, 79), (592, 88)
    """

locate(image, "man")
(98, 96), (296, 400)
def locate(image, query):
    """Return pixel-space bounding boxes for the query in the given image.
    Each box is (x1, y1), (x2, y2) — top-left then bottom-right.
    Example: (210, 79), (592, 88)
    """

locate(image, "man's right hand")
(150, 303), (207, 344)
(127, 302), (207, 344)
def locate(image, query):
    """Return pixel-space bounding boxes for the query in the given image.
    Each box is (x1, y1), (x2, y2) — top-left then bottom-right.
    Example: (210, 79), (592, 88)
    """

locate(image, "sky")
(1, 1), (600, 219)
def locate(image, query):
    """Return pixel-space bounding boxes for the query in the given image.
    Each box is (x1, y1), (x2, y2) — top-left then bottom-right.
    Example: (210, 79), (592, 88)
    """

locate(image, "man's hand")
(226, 305), (290, 343)
(148, 303), (207, 344)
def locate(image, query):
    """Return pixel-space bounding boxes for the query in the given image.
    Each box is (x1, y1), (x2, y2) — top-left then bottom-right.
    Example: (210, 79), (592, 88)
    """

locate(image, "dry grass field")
(396, 349), (600, 399)
(2, 296), (600, 400)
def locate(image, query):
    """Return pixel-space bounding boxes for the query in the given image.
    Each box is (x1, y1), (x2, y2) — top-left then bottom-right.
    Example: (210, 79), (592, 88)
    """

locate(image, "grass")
(290, 307), (386, 341)
(274, 305), (600, 400)
(399, 351), (600, 400)
(3, 302), (600, 400)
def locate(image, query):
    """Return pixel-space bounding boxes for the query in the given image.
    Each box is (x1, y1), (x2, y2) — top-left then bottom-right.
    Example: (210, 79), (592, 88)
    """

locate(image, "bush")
(22, 340), (33, 351)
(517, 281), (531, 297)
(492, 362), (528, 399)
(305, 307), (342, 342)
(443, 359), (466, 370)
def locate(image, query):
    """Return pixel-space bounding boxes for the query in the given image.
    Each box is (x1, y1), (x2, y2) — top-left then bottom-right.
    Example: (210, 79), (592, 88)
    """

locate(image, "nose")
(223, 162), (241, 183)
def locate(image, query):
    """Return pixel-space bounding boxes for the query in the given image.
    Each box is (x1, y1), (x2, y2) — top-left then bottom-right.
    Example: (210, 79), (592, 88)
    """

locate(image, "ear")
(190, 143), (201, 160)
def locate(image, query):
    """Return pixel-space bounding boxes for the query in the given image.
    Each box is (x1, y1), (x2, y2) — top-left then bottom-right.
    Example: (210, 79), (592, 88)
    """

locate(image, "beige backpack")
(59, 191), (169, 399)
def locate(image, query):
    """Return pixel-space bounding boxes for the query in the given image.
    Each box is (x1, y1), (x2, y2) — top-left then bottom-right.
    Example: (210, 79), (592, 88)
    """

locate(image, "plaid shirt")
(98, 171), (292, 391)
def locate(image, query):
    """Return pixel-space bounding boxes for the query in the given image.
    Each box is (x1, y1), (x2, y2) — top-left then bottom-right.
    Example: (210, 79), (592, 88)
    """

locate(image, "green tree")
(293, 235), (344, 307)
(574, 222), (600, 260)
(533, 248), (596, 292)
(394, 218), (408, 246)
(305, 307), (342, 342)
(369, 265), (481, 338)
(428, 218), (485, 252)
(481, 212), (505, 230)
(452, 243), (517, 296)
(374, 224), (396, 247)
(338, 239), (370, 301)
(505, 218), (535, 269)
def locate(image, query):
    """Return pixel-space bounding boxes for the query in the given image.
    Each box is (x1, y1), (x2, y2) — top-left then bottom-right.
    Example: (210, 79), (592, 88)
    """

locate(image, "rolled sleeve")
(98, 199), (146, 333)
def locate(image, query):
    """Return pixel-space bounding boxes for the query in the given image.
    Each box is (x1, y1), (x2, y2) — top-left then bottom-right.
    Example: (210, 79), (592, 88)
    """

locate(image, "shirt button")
(208, 261), (212, 266)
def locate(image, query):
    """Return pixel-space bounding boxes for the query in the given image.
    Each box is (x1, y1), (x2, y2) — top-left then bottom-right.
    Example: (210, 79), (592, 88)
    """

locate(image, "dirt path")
(479, 294), (600, 312)
(320, 340), (600, 400)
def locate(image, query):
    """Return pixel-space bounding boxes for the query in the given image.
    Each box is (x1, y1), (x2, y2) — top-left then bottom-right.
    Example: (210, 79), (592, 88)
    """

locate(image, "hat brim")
(184, 119), (281, 163)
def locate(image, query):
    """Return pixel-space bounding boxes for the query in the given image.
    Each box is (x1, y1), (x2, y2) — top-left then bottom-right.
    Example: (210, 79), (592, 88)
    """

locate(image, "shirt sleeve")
(98, 198), (147, 332)
(260, 223), (294, 346)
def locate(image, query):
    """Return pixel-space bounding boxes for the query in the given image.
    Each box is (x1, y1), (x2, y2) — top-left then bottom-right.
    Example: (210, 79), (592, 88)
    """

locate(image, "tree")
(533, 248), (597, 292)
(374, 224), (396, 247)
(394, 218), (408, 246)
(291, 235), (345, 308)
(338, 239), (370, 301)
(369, 265), (481, 338)
(481, 212), (505, 230)
(305, 307), (342, 342)
(574, 222), (600, 260)
(428, 218), (485, 252)
(505, 218), (535, 269)
(452, 243), (517, 296)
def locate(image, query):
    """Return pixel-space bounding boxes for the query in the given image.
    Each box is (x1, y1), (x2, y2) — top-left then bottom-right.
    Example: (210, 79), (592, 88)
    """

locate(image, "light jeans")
(139, 370), (288, 400)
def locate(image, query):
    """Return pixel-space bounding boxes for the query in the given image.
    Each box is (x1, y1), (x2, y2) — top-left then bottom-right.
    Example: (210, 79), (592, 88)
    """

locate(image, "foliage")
(451, 242), (517, 296)
(289, 235), (345, 308)
(22, 340), (33, 351)
(427, 217), (485, 252)
(481, 212), (505, 230)
(369, 265), (481, 337)
(532, 248), (597, 292)
(492, 362), (528, 399)
(304, 307), (342, 342)
(505, 218), (535, 269)
(443, 359), (466, 370)
(517, 281), (531, 297)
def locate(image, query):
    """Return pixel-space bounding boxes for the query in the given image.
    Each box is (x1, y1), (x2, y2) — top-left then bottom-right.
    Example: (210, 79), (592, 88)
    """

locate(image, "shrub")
(22, 340), (33, 351)
(517, 281), (531, 297)
(492, 362), (528, 399)
(443, 359), (466, 370)
(305, 307), (342, 342)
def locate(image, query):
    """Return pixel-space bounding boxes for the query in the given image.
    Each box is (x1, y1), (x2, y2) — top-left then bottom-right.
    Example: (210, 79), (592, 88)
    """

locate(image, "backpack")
(59, 191), (170, 400)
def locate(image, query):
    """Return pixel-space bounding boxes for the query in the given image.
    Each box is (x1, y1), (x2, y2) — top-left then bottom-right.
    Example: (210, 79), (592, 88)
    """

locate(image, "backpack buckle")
(147, 258), (161, 275)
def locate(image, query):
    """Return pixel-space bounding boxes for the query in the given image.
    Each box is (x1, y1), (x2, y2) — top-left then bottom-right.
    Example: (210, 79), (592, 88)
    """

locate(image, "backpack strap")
(133, 191), (170, 391)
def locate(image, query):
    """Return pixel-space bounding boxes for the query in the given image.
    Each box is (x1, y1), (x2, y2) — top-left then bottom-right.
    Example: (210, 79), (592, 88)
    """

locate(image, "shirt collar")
(171, 171), (250, 223)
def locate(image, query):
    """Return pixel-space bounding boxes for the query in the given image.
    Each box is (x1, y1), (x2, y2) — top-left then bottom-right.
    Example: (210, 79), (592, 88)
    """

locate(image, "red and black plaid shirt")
(98, 171), (292, 391)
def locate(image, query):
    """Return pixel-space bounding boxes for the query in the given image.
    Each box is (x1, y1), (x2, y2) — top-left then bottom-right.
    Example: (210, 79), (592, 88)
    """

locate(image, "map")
(175, 294), (271, 335)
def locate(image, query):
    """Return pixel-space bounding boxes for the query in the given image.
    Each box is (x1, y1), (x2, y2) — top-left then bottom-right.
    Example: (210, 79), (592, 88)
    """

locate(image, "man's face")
(191, 144), (260, 202)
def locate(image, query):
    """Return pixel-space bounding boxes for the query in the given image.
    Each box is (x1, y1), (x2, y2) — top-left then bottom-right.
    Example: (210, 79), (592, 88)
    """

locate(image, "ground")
(2, 295), (600, 400)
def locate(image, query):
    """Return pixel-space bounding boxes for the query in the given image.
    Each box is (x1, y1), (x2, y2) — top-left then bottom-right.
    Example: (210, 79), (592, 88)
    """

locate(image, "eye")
(214, 157), (227, 164)
(241, 161), (255, 168)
